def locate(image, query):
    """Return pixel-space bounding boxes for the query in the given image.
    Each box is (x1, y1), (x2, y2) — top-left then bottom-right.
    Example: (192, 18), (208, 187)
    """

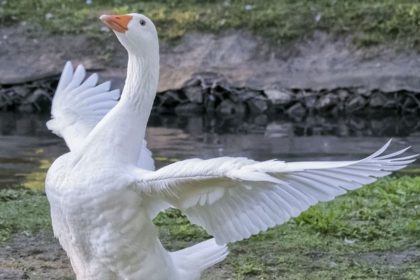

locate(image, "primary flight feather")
(45, 13), (416, 280)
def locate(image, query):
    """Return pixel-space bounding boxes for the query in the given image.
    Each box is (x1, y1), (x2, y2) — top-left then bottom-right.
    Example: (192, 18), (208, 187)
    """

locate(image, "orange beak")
(100, 14), (132, 33)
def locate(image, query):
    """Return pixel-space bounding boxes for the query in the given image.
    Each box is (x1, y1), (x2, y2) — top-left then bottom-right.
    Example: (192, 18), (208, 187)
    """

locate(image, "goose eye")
(139, 19), (146, 26)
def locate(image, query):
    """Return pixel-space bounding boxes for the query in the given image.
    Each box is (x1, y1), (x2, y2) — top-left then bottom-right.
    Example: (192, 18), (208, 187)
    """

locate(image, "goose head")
(100, 13), (159, 57)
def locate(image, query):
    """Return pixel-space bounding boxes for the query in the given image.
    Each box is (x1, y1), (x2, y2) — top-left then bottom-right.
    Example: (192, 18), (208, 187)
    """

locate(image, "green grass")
(156, 176), (420, 278)
(1, 176), (419, 278)
(0, 188), (50, 241)
(2, 1), (420, 47)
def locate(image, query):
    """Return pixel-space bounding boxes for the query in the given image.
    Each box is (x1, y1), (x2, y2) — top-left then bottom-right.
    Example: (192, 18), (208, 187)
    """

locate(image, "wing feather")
(47, 61), (155, 170)
(134, 141), (416, 244)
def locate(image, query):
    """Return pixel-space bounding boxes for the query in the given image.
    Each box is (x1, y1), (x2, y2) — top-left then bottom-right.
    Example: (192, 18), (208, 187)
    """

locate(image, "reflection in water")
(20, 159), (51, 190)
(0, 113), (66, 188)
(147, 113), (420, 167)
(0, 112), (419, 189)
(149, 113), (420, 137)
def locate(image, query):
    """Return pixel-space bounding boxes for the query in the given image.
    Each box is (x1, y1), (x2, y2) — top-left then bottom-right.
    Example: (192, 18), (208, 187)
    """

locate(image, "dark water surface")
(0, 112), (419, 189)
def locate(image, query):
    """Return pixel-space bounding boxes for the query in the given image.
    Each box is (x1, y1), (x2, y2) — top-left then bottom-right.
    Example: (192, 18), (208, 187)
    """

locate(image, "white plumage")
(47, 61), (154, 171)
(45, 13), (416, 280)
(135, 143), (415, 245)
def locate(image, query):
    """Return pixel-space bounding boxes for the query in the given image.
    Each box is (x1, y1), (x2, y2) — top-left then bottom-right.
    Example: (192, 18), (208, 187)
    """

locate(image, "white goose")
(45, 13), (416, 280)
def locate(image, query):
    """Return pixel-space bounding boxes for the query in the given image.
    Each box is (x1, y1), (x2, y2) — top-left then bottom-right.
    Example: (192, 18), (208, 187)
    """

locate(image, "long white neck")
(79, 51), (159, 166)
(120, 53), (159, 112)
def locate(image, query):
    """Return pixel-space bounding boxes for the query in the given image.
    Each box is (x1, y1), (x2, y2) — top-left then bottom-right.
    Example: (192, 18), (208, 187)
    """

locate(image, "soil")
(0, 232), (72, 280)
(3, 24), (420, 93)
(1, 231), (419, 280)
(0, 231), (230, 280)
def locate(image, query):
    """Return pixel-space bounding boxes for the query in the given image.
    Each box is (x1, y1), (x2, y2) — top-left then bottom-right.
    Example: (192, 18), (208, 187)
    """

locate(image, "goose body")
(46, 153), (179, 279)
(45, 13), (416, 280)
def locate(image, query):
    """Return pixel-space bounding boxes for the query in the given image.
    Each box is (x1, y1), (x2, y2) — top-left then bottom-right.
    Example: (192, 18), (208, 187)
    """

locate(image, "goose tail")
(171, 238), (228, 279)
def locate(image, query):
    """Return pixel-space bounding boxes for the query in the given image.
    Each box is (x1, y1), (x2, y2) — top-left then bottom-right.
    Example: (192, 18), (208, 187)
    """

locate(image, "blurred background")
(0, 1), (419, 279)
(1, 0), (419, 186)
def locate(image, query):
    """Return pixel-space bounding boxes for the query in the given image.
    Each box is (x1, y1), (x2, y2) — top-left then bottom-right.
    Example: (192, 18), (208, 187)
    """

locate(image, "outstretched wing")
(47, 61), (155, 170)
(134, 141), (416, 244)
(47, 61), (119, 150)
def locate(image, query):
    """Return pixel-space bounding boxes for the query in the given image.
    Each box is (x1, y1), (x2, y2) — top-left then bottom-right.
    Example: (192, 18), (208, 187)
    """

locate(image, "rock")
(304, 95), (318, 109)
(369, 92), (387, 108)
(227, 91), (241, 103)
(211, 85), (230, 102)
(287, 103), (306, 117)
(153, 105), (173, 114)
(183, 86), (204, 103)
(13, 86), (31, 98)
(184, 77), (201, 87)
(316, 93), (339, 111)
(0, 90), (12, 108)
(175, 103), (204, 114)
(26, 88), (50, 100)
(253, 115), (268, 125)
(234, 103), (247, 114)
(346, 95), (367, 112)
(237, 89), (263, 102)
(337, 89), (349, 101)
(195, 72), (226, 89)
(298, 90), (318, 98)
(297, 90), (318, 109)
(263, 88), (293, 105)
(211, 76), (231, 92)
(217, 100), (235, 114)
(217, 99), (246, 114)
(246, 98), (268, 114)
(204, 94), (217, 112)
(158, 90), (185, 107)
(355, 87), (372, 97)
(329, 106), (340, 116)
(18, 103), (35, 113)
(21, 89), (51, 112)
(401, 94), (420, 112)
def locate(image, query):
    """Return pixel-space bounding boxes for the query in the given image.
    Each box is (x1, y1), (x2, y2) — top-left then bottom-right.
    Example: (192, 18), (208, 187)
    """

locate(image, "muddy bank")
(1, 25), (420, 115)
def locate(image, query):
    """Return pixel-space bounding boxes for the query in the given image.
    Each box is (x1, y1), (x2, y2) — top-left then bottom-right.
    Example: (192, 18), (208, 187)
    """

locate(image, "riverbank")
(2, 28), (420, 116)
(1, 176), (420, 279)
(2, 2), (420, 115)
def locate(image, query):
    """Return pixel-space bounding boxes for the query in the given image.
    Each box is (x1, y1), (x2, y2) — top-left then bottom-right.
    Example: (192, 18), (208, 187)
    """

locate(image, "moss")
(1, 176), (419, 278)
(2, 1), (420, 47)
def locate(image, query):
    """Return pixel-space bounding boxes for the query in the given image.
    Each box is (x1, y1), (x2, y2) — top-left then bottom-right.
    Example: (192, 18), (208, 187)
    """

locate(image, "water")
(0, 112), (419, 189)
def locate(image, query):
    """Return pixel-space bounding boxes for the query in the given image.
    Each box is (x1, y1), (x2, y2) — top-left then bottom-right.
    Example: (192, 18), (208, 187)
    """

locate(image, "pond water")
(0, 112), (419, 189)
